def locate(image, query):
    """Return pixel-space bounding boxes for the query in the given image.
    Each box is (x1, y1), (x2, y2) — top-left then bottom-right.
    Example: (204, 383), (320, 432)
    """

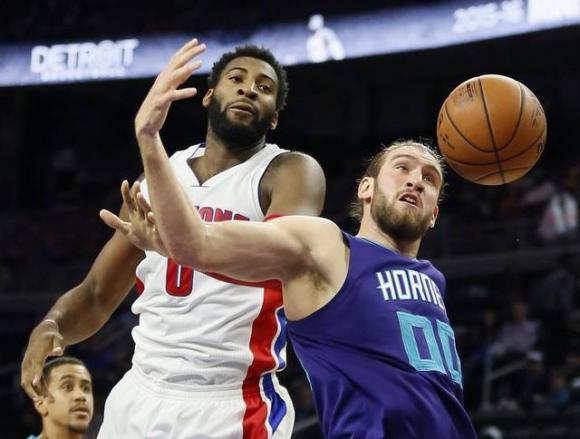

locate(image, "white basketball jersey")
(132, 143), (288, 388)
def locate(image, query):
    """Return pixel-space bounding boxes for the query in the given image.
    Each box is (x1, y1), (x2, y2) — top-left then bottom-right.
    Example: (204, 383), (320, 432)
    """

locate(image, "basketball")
(436, 74), (547, 185)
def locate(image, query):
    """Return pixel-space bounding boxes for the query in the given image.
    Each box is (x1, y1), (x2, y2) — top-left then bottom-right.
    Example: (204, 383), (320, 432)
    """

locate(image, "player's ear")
(269, 111), (279, 130)
(202, 89), (214, 108)
(34, 396), (49, 416)
(429, 205), (439, 229)
(357, 177), (374, 202)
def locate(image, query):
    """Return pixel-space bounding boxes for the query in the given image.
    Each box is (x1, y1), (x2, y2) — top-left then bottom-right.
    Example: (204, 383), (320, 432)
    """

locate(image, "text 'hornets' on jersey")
(375, 268), (446, 312)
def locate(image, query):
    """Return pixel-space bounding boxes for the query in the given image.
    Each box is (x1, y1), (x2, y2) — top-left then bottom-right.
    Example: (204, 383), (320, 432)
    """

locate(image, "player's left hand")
(135, 38), (206, 139)
(100, 180), (167, 255)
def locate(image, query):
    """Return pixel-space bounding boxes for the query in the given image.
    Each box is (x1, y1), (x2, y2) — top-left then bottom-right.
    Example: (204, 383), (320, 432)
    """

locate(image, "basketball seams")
(443, 102), (490, 153)
(442, 126), (546, 167)
(495, 83), (525, 152)
(477, 77), (505, 184)
(474, 166), (531, 183)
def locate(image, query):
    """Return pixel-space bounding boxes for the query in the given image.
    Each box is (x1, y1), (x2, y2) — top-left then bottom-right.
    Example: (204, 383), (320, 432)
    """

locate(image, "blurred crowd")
(2, 0), (435, 43)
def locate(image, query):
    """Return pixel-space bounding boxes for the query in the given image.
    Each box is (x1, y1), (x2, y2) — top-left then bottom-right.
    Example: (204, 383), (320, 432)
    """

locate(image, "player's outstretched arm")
(102, 184), (339, 283)
(187, 215), (339, 282)
(21, 204), (143, 401)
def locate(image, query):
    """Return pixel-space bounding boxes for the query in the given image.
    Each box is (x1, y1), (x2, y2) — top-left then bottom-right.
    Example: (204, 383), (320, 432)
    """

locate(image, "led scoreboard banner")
(1, 0), (578, 87)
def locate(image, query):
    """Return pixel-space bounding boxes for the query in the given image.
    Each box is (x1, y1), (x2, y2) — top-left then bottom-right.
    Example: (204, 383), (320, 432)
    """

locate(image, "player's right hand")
(100, 180), (168, 256)
(135, 38), (206, 138)
(21, 319), (65, 400)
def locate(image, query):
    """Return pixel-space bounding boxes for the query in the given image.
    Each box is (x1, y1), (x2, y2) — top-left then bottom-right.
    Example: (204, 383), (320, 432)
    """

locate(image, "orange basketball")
(436, 74), (547, 185)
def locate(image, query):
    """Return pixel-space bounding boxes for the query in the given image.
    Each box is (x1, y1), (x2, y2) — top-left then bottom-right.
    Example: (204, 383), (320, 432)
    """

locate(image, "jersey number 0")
(165, 258), (194, 296)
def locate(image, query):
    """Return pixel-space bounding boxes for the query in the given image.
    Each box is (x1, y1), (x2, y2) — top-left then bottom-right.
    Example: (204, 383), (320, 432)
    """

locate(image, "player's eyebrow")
(225, 67), (275, 83)
(390, 153), (443, 179)
(57, 374), (76, 382)
(57, 374), (92, 384)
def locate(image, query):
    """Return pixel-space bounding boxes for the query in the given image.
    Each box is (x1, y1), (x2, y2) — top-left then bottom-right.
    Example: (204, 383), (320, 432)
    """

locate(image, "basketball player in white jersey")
(21, 39), (325, 438)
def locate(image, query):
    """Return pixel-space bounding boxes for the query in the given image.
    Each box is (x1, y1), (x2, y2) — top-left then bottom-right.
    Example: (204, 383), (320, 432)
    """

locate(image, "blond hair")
(348, 140), (447, 223)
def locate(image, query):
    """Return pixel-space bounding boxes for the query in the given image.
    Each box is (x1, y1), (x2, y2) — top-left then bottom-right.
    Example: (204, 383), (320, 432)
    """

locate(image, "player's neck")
(204, 125), (266, 164)
(357, 219), (421, 259)
(191, 127), (266, 183)
(41, 424), (83, 439)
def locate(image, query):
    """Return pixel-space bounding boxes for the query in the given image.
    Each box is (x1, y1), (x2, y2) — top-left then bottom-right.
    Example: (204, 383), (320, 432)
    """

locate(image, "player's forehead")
(222, 57), (278, 84)
(383, 145), (443, 176)
(49, 364), (92, 383)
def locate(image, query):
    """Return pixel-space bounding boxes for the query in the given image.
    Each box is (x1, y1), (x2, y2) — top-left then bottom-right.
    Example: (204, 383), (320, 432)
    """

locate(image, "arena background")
(2, 1), (580, 437)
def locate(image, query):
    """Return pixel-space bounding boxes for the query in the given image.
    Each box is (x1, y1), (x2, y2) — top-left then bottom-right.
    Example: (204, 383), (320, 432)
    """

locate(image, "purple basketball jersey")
(287, 233), (476, 438)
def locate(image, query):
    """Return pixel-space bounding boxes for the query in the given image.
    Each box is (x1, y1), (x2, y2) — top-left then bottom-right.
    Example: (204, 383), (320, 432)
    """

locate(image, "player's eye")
(395, 164), (408, 171)
(258, 84), (271, 92)
(229, 76), (242, 83)
(423, 174), (434, 183)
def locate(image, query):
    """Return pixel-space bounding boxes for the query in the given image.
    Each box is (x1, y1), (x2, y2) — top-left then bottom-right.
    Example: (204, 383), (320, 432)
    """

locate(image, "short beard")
(207, 96), (273, 151)
(69, 423), (89, 434)
(371, 186), (433, 242)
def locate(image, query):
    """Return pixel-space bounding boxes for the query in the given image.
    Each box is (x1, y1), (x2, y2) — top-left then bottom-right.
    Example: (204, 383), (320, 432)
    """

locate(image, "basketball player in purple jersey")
(22, 39), (325, 438)
(104, 120), (477, 435)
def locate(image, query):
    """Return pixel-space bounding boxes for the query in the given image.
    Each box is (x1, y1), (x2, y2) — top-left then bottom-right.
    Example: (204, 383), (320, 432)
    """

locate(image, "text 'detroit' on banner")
(1, 0), (578, 87)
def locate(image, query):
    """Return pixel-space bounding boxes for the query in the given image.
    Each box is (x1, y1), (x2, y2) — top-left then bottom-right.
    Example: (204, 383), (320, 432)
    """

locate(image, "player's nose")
(237, 84), (258, 99)
(73, 388), (87, 401)
(405, 171), (425, 192)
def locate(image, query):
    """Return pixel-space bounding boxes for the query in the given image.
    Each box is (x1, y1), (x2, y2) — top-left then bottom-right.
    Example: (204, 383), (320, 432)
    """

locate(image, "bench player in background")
(104, 136), (477, 437)
(22, 39), (325, 438)
(27, 356), (93, 439)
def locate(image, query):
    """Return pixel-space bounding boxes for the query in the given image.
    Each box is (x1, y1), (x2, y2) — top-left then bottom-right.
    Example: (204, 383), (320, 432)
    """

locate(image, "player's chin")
(69, 413), (91, 429)
(395, 203), (420, 219)
(68, 420), (90, 433)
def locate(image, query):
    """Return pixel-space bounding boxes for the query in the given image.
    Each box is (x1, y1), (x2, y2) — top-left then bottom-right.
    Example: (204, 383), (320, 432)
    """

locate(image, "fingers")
(99, 209), (131, 235)
(22, 363), (42, 400)
(51, 333), (65, 356)
(130, 184), (157, 226)
(22, 336), (60, 400)
(135, 192), (154, 218)
(131, 180), (142, 198)
(121, 180), (136, 212)
(172, 38), (200, 62)
(171, 61), (202, 85)
(32, 374), (47, 399)
(130, 182), (147, 220)
(170, 88), (199, 102)
(172, 39), (207, 70)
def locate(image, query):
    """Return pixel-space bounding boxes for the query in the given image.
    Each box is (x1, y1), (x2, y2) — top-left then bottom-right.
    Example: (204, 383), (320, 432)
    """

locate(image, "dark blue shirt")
(288, 233), (476, 438)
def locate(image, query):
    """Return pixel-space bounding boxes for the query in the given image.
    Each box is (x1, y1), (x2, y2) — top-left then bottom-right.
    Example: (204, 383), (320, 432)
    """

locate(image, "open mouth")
(399, 193), (419, 207)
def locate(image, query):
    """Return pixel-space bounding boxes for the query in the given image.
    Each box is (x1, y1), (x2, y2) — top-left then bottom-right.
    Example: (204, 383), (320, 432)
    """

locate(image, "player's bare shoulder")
(260, 150), (326, 216)
(264, 150), (324, 180)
